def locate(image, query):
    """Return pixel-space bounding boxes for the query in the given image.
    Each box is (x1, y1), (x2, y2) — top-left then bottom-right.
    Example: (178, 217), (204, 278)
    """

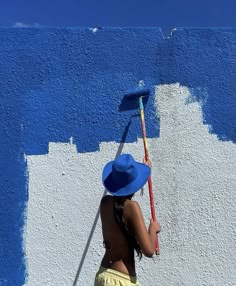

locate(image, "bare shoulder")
(123, 200), (142, 218)
(124, 199), (140, 209)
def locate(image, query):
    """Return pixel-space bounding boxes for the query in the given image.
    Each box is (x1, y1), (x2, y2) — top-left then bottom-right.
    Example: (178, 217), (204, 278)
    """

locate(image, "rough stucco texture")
(0, 28), (235, 286)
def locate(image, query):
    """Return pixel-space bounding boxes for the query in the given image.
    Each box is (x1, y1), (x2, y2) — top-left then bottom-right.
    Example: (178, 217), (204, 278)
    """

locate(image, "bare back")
(100, 195), (136, 277)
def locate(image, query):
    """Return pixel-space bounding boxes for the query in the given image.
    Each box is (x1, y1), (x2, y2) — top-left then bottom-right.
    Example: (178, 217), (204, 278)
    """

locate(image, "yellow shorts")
(94, 266), (140, 286)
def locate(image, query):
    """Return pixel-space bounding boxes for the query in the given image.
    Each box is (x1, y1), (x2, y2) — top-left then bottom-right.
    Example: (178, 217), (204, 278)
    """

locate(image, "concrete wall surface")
(0, 27), (235, 286)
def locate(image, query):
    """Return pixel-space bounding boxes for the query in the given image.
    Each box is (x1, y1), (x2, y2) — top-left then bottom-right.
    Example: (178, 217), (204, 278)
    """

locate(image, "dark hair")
(113, 196), (142, 260)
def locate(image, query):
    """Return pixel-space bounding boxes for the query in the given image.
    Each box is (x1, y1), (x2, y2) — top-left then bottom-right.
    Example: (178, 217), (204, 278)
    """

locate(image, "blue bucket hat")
(102, 154), (151, 196)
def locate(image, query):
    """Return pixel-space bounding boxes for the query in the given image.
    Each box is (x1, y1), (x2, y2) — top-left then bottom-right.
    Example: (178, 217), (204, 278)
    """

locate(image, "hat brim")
(102, 160), (151, 196)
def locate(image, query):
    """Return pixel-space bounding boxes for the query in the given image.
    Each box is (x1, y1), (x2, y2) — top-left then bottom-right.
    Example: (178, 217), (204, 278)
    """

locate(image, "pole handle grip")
(148, 176), (160, 255)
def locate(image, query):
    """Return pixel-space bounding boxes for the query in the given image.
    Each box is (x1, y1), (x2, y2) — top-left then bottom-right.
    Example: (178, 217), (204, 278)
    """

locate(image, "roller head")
(125, 89), (150, 100)
(119, 88), (151, 111)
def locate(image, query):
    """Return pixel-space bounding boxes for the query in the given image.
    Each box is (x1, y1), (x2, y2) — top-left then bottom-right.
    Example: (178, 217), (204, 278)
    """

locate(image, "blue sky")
(0, 0), (236, 34)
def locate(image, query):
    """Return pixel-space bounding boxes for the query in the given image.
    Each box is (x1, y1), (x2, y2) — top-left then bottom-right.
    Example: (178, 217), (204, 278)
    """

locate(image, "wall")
(0, 28), (235, 286)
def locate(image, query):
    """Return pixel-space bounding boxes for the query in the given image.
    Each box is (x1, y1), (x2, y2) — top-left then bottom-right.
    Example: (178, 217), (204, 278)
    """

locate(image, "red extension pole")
(139, 97), (160, 255)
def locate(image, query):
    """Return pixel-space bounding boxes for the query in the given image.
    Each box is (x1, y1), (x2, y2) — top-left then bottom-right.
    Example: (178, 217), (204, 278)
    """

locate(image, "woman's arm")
(124, 201), (160, 257)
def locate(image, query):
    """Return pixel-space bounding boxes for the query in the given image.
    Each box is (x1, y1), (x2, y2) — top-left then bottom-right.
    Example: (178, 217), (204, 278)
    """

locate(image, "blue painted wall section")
(18, 28), (162, 154)
(0, 28), (235, 285)
(160, 28), (236, 142)
(0, 74), (28, 284)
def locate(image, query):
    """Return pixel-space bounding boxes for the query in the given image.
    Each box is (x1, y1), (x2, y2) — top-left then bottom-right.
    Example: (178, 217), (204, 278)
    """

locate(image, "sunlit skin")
(100, 194), (161, 277)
